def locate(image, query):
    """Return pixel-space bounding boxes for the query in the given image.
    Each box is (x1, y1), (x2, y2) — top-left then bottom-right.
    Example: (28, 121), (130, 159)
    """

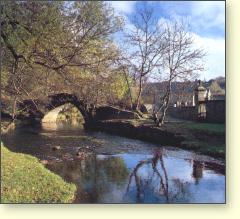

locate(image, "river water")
(2, 122), (225, 204)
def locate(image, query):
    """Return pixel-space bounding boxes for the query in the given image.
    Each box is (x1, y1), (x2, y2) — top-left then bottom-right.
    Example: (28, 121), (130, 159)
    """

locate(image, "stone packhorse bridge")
(19, 93), (139, 123)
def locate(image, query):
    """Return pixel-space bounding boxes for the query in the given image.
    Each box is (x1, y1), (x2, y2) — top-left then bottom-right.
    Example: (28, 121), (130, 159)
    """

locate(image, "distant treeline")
(142, 77), (225, 104)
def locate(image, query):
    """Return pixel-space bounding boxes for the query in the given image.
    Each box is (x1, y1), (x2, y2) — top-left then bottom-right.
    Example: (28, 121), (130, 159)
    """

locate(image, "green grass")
(175, 122), (225, 158)
(179, 122), (225, 134)
(181, 140), (225, 158)
(1, 145), (76, 203)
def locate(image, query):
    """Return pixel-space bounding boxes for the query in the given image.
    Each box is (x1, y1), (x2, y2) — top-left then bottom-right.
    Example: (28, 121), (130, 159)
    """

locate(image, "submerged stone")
(52, 145), (61, 151)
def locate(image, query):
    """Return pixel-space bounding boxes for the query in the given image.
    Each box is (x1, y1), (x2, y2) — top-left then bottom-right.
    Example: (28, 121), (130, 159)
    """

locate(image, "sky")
(108, 1), (225, 81)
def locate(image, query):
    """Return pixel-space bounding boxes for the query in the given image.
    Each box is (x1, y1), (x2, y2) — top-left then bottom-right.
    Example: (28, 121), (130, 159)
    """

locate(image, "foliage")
(1, 1), (128, 118)
(1, 145), (76, 203)
(56, 103), (84, 122)
(209, 81), (225, 95)
(99, 157), (129, 184)
(1, 2), (210, 124)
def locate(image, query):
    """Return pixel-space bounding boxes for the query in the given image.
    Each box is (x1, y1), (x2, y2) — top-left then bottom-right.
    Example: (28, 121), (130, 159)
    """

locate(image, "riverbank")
(1, 120), (15, 135)
(1, 144), (76, 203)
(85, 119), (225, 159)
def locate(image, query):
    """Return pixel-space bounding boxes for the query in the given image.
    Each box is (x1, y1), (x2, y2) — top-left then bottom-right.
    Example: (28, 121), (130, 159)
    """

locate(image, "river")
(2, 121), (225, 204)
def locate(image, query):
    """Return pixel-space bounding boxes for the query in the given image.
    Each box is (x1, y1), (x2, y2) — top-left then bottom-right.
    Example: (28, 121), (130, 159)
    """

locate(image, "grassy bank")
(178, 122), (225, 134)
(1, 144), (76, 203)
(88, 118), (225, 159)
(164, 121), (225, 158)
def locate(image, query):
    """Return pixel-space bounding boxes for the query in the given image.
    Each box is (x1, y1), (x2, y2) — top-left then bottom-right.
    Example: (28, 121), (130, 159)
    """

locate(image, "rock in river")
(52, 145), (61, 151)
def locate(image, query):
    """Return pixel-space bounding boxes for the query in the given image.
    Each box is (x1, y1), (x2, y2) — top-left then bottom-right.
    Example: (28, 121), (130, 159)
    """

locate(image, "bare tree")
(124, 5), (166, 112)
(153, 20), (205, 126)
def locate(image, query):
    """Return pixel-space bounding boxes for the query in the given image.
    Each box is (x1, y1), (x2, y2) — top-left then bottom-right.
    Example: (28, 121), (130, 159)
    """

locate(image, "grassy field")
(166, 121), (225, 158)
(1, 144), (76, 203)
(178, 121), (225, 134)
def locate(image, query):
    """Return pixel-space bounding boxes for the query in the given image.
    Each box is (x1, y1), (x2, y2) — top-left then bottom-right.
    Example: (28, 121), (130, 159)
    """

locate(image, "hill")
(142, 77), (225, 104)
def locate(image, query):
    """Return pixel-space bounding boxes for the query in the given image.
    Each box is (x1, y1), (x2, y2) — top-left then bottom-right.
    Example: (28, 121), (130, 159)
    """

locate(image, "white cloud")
(192, 33), (225, 80)
(158, 17), (171, 26)
(152, 1), (225, 37)
(108, 1), (137, 37)
(191, 1), (224, 19)
(108, 1), (136, 14)
(190, 1), (225, 35)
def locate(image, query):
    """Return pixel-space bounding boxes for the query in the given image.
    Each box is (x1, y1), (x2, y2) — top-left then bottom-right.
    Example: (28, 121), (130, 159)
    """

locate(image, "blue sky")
(108, 1), (225, 80)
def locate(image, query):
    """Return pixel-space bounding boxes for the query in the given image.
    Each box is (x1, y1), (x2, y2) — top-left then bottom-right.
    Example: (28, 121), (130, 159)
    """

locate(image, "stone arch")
(42, 93), (90, 123)
(42, 103), (84, 123)
(19, 93), (92, 123)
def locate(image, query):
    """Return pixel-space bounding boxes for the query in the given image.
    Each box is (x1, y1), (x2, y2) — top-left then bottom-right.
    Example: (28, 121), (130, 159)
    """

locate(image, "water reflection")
(2, 122), (225, 203)
(45, 150), (225, 203)
(41, 121), (83, 131)
(192, 161), (204, 184)
(46, 153), (129, 203)
(126, 150), (169, 203)
(125, 150), (193, 203)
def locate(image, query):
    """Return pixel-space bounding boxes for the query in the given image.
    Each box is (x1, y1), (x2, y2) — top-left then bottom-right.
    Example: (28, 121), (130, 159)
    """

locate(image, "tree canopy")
(1, 2), (206, 124)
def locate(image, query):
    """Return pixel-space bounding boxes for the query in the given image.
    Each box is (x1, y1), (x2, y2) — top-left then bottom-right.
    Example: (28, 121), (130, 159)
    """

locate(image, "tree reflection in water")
(45, 149), (224, 203)
(46, 153), (129, 203)
(192, 160), (204, 185)
(126, 149), (191, 203)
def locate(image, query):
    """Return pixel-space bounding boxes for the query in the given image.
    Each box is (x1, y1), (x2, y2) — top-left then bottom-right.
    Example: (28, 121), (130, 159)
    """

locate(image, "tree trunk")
(135, 76), (143, 111)
(157, 90), (170, 126)
(11, 97), (17, 121)
(123, 71), (134, 110)
(158, 105), (169, 126)
(154, 80), (171, 126)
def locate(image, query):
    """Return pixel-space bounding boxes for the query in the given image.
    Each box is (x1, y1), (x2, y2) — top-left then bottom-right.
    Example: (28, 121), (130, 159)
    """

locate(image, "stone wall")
(95, 106), (140, 120)
(169, 106), (198, 121)
(206, 100), (225, 123)
(169, 100), (225, 123)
